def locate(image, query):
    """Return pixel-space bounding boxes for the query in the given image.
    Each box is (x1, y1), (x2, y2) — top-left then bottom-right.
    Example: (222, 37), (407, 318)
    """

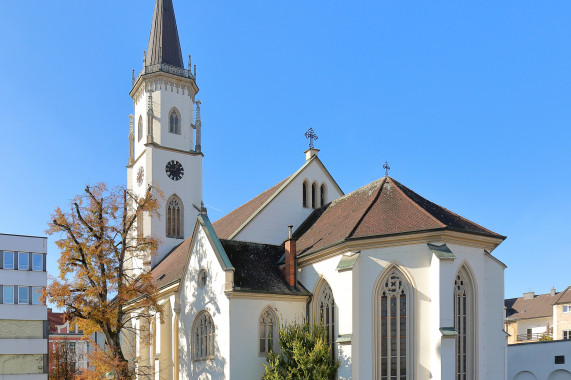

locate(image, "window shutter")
(14, 252), (18, 270)
(28, 287), (32, 305)
(43, 254), (46, 271)
(0, 285), (3, 304)
(0, 251), (3, 269)
(28, 253), (32, 271)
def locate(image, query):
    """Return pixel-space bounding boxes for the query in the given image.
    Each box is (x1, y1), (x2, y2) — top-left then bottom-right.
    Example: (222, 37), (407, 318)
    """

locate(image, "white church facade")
(124, 1), (509, 379)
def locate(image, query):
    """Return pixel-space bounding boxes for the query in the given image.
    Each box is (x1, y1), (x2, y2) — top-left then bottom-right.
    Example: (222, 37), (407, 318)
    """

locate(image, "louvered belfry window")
(169, 109), (180, 134)
(166, 196), (182, 238)
(380, 269), (408, 380)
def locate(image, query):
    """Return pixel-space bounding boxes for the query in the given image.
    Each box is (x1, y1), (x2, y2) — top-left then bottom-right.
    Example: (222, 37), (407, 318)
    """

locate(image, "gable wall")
(235, 160), (343, 245)
(179, 226), (231, 380)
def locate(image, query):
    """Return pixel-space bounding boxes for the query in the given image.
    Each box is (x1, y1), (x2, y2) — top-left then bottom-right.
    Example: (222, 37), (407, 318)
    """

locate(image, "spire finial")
(383, 161), (391, 177)
(304, 128), (318, 149)
(146, 0), (184, 68)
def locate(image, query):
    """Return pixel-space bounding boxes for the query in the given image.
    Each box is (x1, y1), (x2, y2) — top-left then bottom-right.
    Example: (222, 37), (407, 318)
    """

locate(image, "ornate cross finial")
(304, 128), (318, 149)
(383, 161), (391, 177)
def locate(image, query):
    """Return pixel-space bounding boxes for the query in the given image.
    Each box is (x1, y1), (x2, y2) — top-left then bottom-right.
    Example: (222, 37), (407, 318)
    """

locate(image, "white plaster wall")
(0, 339), (47, 354)
(508, 340), (571, 380)
(515, 317), (552, 336)
(0, 235), (47, 254)
(228, 297), (306, 379)
(0, 270), (46, 287)
(179, 226), (230, 380)
(235, 158), (343, 245)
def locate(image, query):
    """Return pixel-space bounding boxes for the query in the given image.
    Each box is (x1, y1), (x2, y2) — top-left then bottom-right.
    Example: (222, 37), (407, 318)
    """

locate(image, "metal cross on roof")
(383, 161), (391, 176)
(305, 128), (318, 149)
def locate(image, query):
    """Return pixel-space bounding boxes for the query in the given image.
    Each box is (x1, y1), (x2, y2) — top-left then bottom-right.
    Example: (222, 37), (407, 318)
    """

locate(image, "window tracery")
(259, 307), (278, 355)
(455, 267), (474, 380)
(315, 280), (335, 355)
(138, 116), (143, 142)
(166, 195), (183, 238)
(192, 311), (214, 361)
(169, 108), (181, 134)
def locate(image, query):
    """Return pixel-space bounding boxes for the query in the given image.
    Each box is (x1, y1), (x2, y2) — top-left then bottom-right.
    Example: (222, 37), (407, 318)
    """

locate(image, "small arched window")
(169, 108), (181, 134)
(136, 211), (143, 243)
(455, 266), (475, 380)
(315, 280), (336, 356)
(166, 195), (183, 238)
(302, 181), (308, 208)
(138, 116), (143, 142)
(192, 311), (215, 361)
(259, 307), (278, 355)
(311, 182), (318, 209)
(320, 184), (327, 207)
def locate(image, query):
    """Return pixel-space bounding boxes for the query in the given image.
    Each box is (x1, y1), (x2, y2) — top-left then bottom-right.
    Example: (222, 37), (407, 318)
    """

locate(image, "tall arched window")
(311, 182), (318, 209)
(169, 108), (181, 134)
(138, 116), (143, 142)
(320, 183), (327, 207)
(166, 195), (183, 238)
(192, 311), (215, 361)
(374, 266), (413, 380)
(455, 266), (475, 380)
(314, 280), (336, 356)
(302, 181), (308, 208)
(259, 306), (278, 355)
(136, 211), (143, 243)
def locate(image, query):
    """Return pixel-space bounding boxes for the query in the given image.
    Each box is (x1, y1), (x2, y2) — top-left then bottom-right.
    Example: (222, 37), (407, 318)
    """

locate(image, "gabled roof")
(221, 240), (309, 296)
(151, 238), (191, 289)
(554, 286), (571, 305)
(505, 291), (560, 320)
(294, 176), (505, 256)
(146, 0), (184, 68)
(212, 155), (342, 240)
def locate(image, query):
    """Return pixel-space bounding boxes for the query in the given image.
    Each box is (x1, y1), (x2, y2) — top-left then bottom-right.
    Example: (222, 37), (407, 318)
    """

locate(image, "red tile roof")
(505, 292), (561, 320)
(555, 286), (571, 305)
(295, 177), (504, 256)
(48, 309), (66, 333)
(151, 238), (192, 289)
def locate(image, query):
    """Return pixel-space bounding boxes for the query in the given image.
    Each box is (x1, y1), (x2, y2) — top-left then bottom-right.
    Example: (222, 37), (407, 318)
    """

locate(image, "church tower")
(127, 0), (202, 267)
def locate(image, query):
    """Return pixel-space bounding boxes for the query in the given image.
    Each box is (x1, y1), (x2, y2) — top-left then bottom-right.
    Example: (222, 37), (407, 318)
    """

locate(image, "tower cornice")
(130, 68), (199, 100)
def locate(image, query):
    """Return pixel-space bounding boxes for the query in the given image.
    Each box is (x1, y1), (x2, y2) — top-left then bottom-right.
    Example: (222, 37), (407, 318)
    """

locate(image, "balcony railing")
(133, 62), (196, 85)
(516, 332), (552, 342)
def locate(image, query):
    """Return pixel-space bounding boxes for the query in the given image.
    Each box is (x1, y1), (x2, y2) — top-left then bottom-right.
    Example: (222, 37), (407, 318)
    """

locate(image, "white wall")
(508, 340), (571, 380)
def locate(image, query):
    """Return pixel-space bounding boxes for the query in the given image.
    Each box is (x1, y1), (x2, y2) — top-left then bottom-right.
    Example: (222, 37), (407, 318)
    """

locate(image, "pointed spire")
(147, 0), (184, 68)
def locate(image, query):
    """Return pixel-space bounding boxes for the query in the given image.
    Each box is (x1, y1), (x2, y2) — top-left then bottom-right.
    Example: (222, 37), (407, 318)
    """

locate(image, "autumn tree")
(45, 183), (162, 379)
(50, 341), (79, 380)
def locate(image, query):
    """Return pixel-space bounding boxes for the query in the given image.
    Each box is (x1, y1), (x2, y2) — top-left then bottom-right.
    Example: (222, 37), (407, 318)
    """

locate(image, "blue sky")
(1, 1), (570, 299)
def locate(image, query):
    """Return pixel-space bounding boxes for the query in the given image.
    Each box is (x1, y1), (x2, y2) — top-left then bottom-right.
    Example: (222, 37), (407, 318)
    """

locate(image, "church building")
(124, 1), (508, 379)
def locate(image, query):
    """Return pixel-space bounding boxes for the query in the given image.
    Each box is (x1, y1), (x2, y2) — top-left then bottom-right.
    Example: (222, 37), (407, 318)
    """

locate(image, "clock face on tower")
(165, 160), (184, 181)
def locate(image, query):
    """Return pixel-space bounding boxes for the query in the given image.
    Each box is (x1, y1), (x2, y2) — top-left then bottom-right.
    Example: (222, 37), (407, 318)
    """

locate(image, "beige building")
(505, 286), (571, 344)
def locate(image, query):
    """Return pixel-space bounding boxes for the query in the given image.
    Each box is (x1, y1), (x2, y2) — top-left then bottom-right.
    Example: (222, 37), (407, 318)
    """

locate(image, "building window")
(18, 253), (29, 270)
(32, 287), (43, 305)
(374, 267), (412, 380)
(18, 286), (29, 304)
(198, 269), (207, 288)
(315, 280), (335, 356)
(303, 181), (308, 208)
(563, 305), (571, 313)
(320, 184), (327, 207)
(169, 108), (181, 134)
(3, 251), (14, 269)
(3, 286), (14, 304)
(259, 307), (278, 355)
(32, 254), (43, 271)
(564, 330), (571, 340)
(455, 267), (475, 380)
(192, 311), (215, 361)
(136, 211), (144, 243)
(311, 182), (317, 209)
(166, 195), (183, 238)
(138, 116), (143, 142)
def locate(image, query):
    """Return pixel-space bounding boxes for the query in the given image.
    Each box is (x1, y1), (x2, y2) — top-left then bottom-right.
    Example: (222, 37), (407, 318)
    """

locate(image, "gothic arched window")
(314, 280), (336, 356)
(259, 306), (278, 355)
(374, 267), (413, 380)
(169, 108), (181, 134)
(455, 266), (475, 380)
(320, 183), (327, 207)
(136, 211), (143, 243)
(303, 181), (308, 208)
(192, 311), (214, 361)
(166, 195), (183, 238)
(311, 182), (318, 209)
(138, 116), (143, 142)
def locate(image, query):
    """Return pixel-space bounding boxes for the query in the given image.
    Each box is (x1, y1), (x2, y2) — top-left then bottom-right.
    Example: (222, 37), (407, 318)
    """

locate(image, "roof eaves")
(228, 156), (317, 240)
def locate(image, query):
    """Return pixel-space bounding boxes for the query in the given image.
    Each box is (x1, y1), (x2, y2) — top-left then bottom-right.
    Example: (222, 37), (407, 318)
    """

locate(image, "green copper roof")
(336, 252), (360, 272)
(428, 243), (456, 260)
(440, 327), (458, 337)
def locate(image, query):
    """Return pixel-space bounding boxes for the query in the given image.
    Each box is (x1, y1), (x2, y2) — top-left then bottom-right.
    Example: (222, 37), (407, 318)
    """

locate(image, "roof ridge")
(389, 177), (446, 228)
(347, 177), (387, 239)
(392, 178), (500, 236)
(554, 285), (571, 304)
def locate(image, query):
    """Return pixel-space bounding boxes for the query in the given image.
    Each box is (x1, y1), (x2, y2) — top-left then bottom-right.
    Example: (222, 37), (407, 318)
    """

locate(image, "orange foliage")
(45, 183), (162, 379)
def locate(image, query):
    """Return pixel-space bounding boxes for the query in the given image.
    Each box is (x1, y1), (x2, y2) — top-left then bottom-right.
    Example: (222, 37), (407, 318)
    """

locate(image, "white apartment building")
(0, 233), (48, 380)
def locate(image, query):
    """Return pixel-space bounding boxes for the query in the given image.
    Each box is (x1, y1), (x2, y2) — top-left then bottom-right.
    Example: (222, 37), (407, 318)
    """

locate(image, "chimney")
(523, 291), (535, 300)
(284, 225), (297, 287)
(551, 287), (556, 296)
